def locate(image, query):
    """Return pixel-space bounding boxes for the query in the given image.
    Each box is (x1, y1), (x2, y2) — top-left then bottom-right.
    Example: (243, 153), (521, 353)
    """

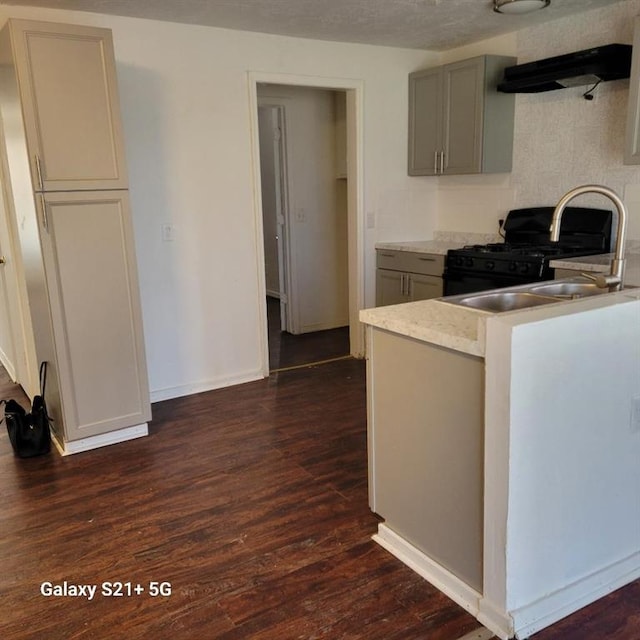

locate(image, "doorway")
(257, 84), (353, 372)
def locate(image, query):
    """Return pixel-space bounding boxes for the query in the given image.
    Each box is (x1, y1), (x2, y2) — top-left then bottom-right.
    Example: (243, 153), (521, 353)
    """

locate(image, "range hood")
(497, 44), (632, 93)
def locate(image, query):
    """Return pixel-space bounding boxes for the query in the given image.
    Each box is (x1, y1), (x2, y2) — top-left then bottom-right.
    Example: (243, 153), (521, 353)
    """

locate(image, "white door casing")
(249, 72), (364, 377)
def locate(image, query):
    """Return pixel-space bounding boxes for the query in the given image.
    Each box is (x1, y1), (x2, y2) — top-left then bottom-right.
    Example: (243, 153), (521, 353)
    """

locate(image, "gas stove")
(443, 206), (612, 296)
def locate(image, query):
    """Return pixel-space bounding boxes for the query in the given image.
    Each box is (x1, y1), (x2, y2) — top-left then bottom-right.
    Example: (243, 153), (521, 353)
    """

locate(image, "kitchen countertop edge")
(360, 299), (487, 357)
(375, 232), (502, 256)
(360, 285), (640, 359)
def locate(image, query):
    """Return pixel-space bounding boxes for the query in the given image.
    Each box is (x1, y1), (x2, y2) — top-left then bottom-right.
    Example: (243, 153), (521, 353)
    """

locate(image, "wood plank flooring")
(267, 296), (350, 371)
(0, 360), (638, 639)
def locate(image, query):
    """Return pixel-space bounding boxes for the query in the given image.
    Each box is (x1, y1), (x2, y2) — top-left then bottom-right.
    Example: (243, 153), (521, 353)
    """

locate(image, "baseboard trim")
(510, 550), (640, 639)
(374, 525), (482, 614)
(150, 369), (264, 403)
(374, 524), (513, 640)
(52, 423), (149, 456)
(477, 599), (514, 640)
(0, 347), (16, 382)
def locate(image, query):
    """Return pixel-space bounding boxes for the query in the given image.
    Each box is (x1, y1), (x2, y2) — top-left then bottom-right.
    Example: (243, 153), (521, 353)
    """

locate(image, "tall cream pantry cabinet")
(0, 19), (151, 454)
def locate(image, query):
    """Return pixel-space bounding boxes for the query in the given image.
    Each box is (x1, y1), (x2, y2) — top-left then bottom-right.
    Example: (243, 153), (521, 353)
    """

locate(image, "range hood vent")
(497, 44), (632, 93)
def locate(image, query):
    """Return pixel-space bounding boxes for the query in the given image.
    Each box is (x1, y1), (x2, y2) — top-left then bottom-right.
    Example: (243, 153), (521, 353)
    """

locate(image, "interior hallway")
(0, 361), (638, 639)
(267, 296), (350, 371)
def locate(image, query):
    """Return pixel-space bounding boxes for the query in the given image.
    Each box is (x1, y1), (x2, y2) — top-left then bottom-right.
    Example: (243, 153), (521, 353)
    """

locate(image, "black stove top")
(443, 206), (613, 294)
(454, 240), (600, 259)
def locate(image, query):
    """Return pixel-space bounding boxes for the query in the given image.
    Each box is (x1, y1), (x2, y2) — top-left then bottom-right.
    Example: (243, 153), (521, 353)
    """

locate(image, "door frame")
(248, 72), (365, 377)
(0, 127), (38, 397)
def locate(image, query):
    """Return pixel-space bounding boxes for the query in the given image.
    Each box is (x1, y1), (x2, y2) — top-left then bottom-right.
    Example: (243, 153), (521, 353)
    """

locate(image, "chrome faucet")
(550, 184), (627, 291)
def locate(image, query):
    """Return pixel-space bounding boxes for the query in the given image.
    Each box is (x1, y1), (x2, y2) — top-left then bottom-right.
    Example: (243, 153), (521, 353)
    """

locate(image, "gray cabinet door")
(10, 19), (129, 191)
(376, 269), (409, 306)
(442, 57), (484, 175)
(625, 18), (640, 165)
(36, 191), (150, 441)
(408, 67), (442, 176)
(408, 273), (443, 301)
(408, 55), (515, 176)
(368, 328), (484, 591)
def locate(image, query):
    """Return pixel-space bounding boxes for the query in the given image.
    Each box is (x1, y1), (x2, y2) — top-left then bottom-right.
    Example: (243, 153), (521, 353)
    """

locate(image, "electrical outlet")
(161, 224), (176, 242)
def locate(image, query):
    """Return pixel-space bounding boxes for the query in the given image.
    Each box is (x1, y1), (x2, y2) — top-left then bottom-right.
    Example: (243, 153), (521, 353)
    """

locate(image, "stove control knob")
(508, 261), (518, 272)
(465, 257), (474, 268)
(520, 263), (530, 274)
(455, 257), (464, 267)
(486, 261), (495, 271)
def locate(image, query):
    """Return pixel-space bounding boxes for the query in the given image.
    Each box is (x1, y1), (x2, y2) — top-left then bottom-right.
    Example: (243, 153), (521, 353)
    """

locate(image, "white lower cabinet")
(36, 191), (150, 444)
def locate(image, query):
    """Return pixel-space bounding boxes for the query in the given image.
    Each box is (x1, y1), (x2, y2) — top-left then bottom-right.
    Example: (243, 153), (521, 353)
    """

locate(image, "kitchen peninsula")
(360, 284), (640, 639)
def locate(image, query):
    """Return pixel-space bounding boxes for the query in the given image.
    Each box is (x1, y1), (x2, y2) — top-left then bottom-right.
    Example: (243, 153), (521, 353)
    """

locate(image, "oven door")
(443, 269), (535, 296)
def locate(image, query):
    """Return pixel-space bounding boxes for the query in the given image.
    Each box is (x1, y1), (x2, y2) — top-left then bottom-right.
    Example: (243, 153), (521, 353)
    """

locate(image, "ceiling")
(1, 0), (625, 50)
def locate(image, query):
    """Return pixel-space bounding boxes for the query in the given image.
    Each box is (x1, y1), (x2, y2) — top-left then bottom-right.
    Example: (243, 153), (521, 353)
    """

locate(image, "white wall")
(436, 0), (640, 239)
(0, 4), (438, 400)
(483, 294), (640, 638)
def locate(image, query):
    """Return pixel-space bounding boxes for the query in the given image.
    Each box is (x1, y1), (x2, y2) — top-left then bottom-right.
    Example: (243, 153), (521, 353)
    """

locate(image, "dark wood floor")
(0, 360), (638, 639)
(267, 296), (350, 371)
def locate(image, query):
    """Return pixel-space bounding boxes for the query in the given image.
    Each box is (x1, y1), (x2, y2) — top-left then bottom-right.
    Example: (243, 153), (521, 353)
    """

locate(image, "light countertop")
(360, 284), (640, 358)
(375, 240), (455, 256)
(360, 298), (488, 356)
(376, 232), (502, 256)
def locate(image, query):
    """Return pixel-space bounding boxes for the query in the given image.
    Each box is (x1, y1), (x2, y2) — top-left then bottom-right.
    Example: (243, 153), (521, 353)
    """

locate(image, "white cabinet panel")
(10, 19), (128, 191)
(37, 191), (150, 441)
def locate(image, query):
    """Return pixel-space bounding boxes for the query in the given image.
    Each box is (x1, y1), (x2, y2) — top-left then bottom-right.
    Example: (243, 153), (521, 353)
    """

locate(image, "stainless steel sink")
(450, 291), (559, 312)
(528, 281), (604, 298)
(441, 277), (633, 313)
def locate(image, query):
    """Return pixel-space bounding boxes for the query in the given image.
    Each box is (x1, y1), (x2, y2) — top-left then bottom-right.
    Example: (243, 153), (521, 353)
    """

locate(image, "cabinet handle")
(418, 256), (436, 262)
(407, 275), (413, 297)
(400, 273), (406, 296)
(35, 154), (44, 190)
(380, 253), (396, 258)
(439, 150), (445, 174)
(434, 151), (439, 174)
(39, 194), (48, 232)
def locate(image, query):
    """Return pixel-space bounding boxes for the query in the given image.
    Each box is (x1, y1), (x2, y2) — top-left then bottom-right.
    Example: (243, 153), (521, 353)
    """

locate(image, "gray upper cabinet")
(10, 19), (129, 191)
(408, 55), (516, 176)
(408, 67), (442, 176)
(625, 17), (640, 165)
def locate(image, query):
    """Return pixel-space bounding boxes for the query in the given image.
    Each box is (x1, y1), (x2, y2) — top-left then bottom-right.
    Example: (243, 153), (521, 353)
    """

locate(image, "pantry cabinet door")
(36, 191), (150, 441)
(10, 19), (128, 191)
